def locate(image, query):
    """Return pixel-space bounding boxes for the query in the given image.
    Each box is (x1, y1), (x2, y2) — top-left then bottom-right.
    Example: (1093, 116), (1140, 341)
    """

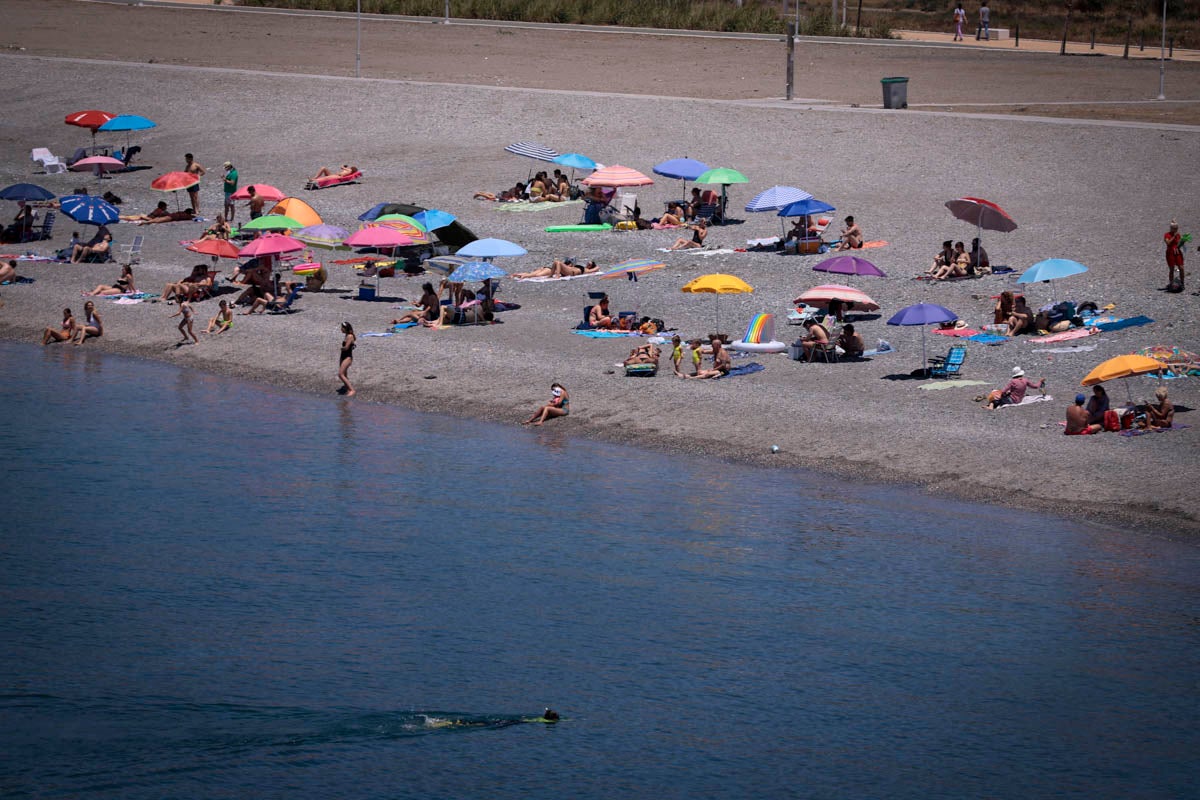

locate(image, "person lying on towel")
(311, 165), (358, 182)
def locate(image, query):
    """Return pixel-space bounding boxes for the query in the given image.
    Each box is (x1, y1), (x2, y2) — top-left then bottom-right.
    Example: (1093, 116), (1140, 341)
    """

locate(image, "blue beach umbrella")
(552, 153), (597, 170)
(777, 197), (837, 237)
(358, 202), (390, 222)
(448, 261), (507, 283)
(411, 209), (457, 231)
(887, 303), (958, 376)
(0, 183), (55, 202)
(99, 114), (157, 152)
(1018, 258), (1088, 304)
(745, 185), (812, 213)
(457, 238), (527, 259)
(653, 157), (710, 197)
(58, 194), (119, 226)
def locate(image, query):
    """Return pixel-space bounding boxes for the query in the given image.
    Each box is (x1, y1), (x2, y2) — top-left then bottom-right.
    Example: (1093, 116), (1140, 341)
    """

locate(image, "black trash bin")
(881, 76), (909, 109)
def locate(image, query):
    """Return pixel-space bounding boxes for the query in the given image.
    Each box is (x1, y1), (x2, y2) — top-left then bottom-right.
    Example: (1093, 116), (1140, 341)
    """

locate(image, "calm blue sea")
(1, 340), (1197, 799)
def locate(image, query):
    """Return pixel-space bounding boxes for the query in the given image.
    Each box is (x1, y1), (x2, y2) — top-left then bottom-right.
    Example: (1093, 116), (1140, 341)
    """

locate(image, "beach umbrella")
(65, 109), (115, 147)
(230, 184), (285, 202)
(1135, 345), (1200, 377)
(945, 196), (1017, 254)
(653, 157), (709, 195)
(746, 185), (812, 213)
(186, 238), (241, 260)
(813, 254), (886, 278)
(887, 302), (958, 377)
(793, 284), (879, 312)
(98, 114), (157, 152)
(422, 254), (472, 278)
(270, 197), (322, 228)
(696, 167), (749, 222)
(344, 226), (414, 248)
(295, 223), (350, 250)
(375, 214), (432, 244)
(681, 273), (754, 338)
(412, 209), (456, 231)
(242, 214), (303, 232)
(70, 155), (124, 184)
(552, 152), (598, 183)
(1017, 258), (1088, 304)
(599, 258), (666, 280)
(1081, 354), (1166, 404)
(448, 261), (507, 283)
(151, 171), (200, 210)
(0, 183), (55, 202)
(457, 238), (527, 258)
(238, 233), (305, 258)
(58, 194), (119, 226)
(504, 141), (559, 162)
(777, 197), (837, 219)
(581, 165), (654, 188)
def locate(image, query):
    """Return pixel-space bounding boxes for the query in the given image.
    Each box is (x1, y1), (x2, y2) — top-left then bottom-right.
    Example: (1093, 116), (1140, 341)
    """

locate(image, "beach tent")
(358, 202), (477, 250)
(270, 197), (322, 228)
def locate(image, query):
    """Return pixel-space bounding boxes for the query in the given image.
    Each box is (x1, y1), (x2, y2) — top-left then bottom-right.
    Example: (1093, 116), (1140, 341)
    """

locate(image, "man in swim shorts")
(1065, 393), (1101, 435)
(184, 153), (206, 215)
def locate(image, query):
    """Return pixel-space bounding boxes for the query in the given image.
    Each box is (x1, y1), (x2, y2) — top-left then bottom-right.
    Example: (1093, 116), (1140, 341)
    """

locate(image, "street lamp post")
(1158, 0), (1167, 100)
(356, 0), (362, 78)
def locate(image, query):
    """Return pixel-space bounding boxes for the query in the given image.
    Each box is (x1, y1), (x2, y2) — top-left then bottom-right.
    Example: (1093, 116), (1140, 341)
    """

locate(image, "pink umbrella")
(581, 165), (654, 188)
(343, 227), (413, 248)
(69, 155), (125, 184)
(793, 284), (880, 311)
(230, 183), (285, 202)
(238, 234), (306, 258)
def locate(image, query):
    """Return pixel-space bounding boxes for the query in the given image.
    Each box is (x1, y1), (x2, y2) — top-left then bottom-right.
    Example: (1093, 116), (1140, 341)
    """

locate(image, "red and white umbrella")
(230, 183), (285, 202)
(65, 110), (116, 147)
(793, 284), (879, 311)
(581, 165), (654, 188)
(945, 196), (1017, 254)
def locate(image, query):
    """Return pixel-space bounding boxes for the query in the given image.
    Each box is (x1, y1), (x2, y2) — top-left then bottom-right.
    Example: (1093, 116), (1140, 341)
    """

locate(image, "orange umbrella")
(1081, 354), (1166, 404)
(581, 165), (654, 188)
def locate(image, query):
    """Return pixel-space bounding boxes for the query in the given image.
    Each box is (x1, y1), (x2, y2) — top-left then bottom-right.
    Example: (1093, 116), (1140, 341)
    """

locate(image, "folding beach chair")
(928, 345), (968, 378)
(120, 234), (145, 266)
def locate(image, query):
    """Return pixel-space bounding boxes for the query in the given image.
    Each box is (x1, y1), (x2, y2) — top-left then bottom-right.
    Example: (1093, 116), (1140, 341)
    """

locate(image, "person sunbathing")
(235, 265), (274, 308)
(246, 281), (299, 314)
(927, 241), (955, 277)
(43, 307), (76, 345)
(163, 264), (213, 303)
(0, 259), (18, 284)
(141, 208), (195, 225)
(624, 343), (661, 366)
(88, 264), (136, 296)
(392, 282), (441, 325)
(655, 203), (686, 228)
(424, 294), (494, 327)
(474, 182), (526, 202)
(311, 164), (357, 181)
(994, 290), (1015, 325)
(933, 242), (970, 280)
(70, 230), (113, 263)
(72, 300), (103, 345)
(530, 171), (564, 203)
(588, 295), (615, 329)
(120, 201), (170, 223)
(1143, 386), (1174, 429)
(835, 215), (863, 250)
(668, 219), (707, 250)
(513, 258), (595, 280)
(199, 214), (231, 241)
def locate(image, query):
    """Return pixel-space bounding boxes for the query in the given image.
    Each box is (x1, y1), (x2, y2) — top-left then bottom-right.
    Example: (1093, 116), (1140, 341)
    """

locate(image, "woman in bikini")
(72, 300), (103, 345)
(391, 283), (441, 326)
(199, 213), (231, 241)
(521, 382), (569, 426)
(43, 307), (76, 345)
(337, 321), (356, 397)
(668, 218), (707, 250)
(88, 264), (136, 296)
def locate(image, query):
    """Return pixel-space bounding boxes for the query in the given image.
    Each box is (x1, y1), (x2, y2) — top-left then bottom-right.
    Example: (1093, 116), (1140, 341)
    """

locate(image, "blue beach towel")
(966, 333), (1009, 345)
(1094, 315), (1154, 332)
(718, 362), (765, 378)
(572, 329), (639, 338)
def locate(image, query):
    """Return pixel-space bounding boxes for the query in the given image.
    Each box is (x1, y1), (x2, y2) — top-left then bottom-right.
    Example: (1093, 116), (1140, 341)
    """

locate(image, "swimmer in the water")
(541, 708), (559, 722)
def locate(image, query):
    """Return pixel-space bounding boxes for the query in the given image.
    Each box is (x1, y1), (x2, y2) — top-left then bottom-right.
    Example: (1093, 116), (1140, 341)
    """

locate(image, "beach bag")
(1120, 410), (1135, 430)
(614, 220), (637, 231)
(1103, 409), (1120, 432)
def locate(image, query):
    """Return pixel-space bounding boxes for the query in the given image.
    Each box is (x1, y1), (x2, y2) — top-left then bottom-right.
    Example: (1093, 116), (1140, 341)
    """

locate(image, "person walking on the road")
(978, 1), (990, 41)
(953, 3), (966, 41)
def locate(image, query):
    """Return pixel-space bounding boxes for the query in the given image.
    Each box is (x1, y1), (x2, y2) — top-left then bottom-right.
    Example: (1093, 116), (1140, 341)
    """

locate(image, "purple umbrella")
(813, 255), (886, 278)
(887, 303), (957, 376)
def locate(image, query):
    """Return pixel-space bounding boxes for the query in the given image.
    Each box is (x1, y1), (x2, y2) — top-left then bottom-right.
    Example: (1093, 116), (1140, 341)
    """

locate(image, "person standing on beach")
(953, 3), (966, 41)
(171, 298), (198, 345)
(246, 185), (266, 221)
(338, 321), (356, 397)
(1164, 220), (1184, 292)
(184, 153), (206, 215)
(978, 1), (990, 41)
(222, 161), (238, 223)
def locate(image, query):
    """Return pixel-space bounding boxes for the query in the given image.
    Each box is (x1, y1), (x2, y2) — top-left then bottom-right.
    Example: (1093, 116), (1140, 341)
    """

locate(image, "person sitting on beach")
(521, 382), (569, 426)
(836, 323), (865, 358)
(685, 188), (702, 220)
(392, 282), (442, 326)
(799, 318), (831, 360)
(199, 213), (231, 241)
(835, 216), (863, 250)
(1006, 295), (1034, 337)
(668, 218), (707, 250)
(304, 264), (328, 292)
(969, 238), (990, 273)
(163, 264), (213, 303)
(982, 366), (1044, 410)
(204, 299), (233, 334)
(932, 242), (969, 280)
(1086, 385), (1110, 427)
(311, 164), (357, 182)
(1, 201), (36, 242)
(70, 230), (112, 264)
(42, 307), (75, 345)
(623, 342), (661, 366)
(234, 264), (274, 308)
(72, 300), (103, 345)
(0, 259), (19, 284)
(994, 290), (1015, 325)
(1065, 393), (1102, 435)
(1143, 386), (1175, 429)
(827, 297), (849, 323)
(530, 171), (564, 203)
(474, 182), (526, 202)
(927, 241), (954, 276)
(655, 203), (686, 228)
(424, 296), (495, 327)
(688, 335), (732, 379)
(588, 294), (615, 329)
(88, 264), (135, 296)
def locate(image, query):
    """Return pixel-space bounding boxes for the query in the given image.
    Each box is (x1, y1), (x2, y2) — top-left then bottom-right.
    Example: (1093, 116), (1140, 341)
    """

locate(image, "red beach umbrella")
(230, 183), (285, 202)
(186, 239), (241, 259)
(238, 233), (305, 258)
(945, 196), (1017, 254)
(151, 171), (200, 192)
(65, 110), (116, 148)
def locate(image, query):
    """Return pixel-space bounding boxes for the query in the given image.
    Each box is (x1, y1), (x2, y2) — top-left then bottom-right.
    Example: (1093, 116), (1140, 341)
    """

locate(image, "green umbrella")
(241, 214), (302, 232)
(695, 168), (748, 223)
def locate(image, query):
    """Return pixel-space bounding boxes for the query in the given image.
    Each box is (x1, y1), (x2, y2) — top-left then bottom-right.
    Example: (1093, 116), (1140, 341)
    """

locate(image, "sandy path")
(2, 2), (1198, 533)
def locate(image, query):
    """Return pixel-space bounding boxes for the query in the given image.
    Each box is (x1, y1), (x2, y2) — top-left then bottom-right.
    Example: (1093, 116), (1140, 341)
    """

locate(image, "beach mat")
(493, 199), (584, 213)
(1094, 315), (1154, 332)
(995, 394), (1053, 408)
(919, 379), (989, 390)
(1028, 328), (1096, 344)
(1120, 423), (1189, 437)
(933, 327), (978, 337)
(966, 333), (1009, 345)
(718, 362), (765, 378)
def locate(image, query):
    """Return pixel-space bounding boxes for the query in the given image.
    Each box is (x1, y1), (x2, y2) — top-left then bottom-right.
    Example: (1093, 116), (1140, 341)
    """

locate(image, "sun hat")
(1011, 366), (1024, 378)
(223, 161), (233, 169)
(1075, 393), (1086, 403)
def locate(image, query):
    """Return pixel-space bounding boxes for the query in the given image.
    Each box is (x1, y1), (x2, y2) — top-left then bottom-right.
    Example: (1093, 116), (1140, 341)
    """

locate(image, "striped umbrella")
(295, 223), (351, 250)
(599, 258), (666, 280)
(504, 141), (559, 162)
(745, 185), (812, 213)
(375, 214), (431, 245)
(793, 284), (879, 311)
(581, 165), (654, 188)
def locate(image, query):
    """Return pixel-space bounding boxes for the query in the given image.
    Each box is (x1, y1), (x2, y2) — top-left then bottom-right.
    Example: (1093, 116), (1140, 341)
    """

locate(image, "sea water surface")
(1, 340), (1197, 799)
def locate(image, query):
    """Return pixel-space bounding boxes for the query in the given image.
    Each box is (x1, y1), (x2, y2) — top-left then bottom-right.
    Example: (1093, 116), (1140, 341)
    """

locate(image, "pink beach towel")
(1028, 328), (1096, 344)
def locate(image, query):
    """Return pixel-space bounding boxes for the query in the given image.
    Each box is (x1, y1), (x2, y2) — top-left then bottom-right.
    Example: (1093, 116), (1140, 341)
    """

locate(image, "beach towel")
(545, 223), (611, 232)
(657, 247), (736, 257)
(859, 240), (889, 249)
(995, 394), (1053, 408)
(861, 347), (893, 357)
(516, 272), (600, 283)
(717, 362), (765, 378)
(933, 327), (978, 337)
(1028, 328), (1096, 344)
(966, 333), (1009, 345)
(573, 329), (640, 338)
(361, 332), (394, 337)
(1119, 423), (1189, 436)
(306, 170), (362, 190)
(1032, 344), (1099, 354)
(1094, 315), (1154, 332)
(113, 297), (144, 304)
(1, 276), (34, 285)
(493, 199), (583, 213)
(919, 379), (989, 391)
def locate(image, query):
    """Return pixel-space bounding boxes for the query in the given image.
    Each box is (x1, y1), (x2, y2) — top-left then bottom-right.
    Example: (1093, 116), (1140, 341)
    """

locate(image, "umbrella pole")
(921, 326), (928, 377)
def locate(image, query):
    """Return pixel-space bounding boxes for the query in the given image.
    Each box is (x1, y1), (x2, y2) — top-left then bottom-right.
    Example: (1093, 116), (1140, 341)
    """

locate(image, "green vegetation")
(235, 0), (895, 38)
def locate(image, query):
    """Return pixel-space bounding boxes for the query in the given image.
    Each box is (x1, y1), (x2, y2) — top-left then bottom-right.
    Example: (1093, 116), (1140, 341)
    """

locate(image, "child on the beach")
(171, 298), (198, 345)
(688, 338), (703, 377)
(204, 299), (233, 334)
(671, 335), (684, 376)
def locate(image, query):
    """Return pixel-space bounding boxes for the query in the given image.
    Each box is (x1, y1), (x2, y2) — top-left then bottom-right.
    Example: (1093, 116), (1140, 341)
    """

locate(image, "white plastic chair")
(31, 148), (66, 174)
(617, 192), (637, 217)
